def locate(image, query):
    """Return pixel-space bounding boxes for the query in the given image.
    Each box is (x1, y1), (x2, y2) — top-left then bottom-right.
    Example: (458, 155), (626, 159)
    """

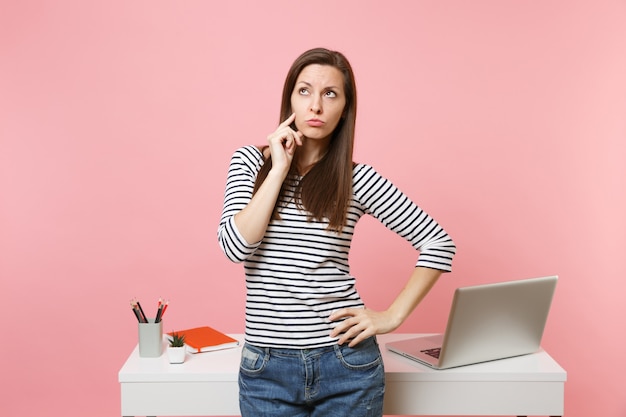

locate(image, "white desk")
(119, 333), (566, 416)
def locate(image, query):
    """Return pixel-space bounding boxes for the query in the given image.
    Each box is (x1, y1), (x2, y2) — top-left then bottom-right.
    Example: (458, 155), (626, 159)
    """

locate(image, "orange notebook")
(168, 326), (239, 353)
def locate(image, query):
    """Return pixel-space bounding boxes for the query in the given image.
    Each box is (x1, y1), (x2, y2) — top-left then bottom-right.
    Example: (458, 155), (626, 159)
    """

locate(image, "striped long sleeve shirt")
(217, 145), (456, 348)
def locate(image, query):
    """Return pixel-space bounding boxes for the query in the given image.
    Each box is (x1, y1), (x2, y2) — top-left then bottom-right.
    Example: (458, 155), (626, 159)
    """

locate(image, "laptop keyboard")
(421, 347), (441, 359)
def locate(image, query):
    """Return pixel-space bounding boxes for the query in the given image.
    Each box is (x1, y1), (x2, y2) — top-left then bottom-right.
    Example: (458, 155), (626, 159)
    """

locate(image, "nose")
(310, 96), (322, 114)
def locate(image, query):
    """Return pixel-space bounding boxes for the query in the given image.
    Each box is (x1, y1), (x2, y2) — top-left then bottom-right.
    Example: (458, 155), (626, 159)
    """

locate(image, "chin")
(302, 128), (331, 141)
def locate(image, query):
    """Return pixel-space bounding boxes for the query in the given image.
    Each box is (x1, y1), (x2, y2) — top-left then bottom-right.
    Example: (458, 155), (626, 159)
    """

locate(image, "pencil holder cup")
(138, 318), (163, 357)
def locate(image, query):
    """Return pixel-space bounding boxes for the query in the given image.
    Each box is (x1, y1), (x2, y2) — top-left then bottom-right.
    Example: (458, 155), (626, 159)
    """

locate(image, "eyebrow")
(296, 81), (342, 90)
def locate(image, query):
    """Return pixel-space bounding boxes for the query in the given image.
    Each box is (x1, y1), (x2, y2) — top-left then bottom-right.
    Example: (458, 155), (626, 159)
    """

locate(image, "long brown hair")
(253, 48), (357, 232)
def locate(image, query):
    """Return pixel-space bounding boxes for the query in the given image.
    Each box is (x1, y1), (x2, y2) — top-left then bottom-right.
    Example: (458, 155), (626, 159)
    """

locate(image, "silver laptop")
(386, 275), (558, 369)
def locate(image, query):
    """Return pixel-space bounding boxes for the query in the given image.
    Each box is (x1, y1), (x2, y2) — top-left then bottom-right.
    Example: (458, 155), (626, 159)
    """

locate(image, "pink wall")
(1, 1), (624, 416)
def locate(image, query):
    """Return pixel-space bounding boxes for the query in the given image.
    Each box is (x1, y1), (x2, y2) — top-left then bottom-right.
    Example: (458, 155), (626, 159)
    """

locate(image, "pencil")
(130, 302), (142, 322)
(159, 301), (169, 322)
(155, 304), (164, 323)
(135, 299), (148, 323)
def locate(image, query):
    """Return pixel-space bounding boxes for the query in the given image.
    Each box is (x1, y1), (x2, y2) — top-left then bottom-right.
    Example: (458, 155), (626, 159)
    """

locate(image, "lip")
(306, 118), (325, 127)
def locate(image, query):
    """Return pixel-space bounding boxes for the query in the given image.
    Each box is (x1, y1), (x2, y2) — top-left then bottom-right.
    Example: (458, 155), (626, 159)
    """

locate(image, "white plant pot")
(167, 346), (186, 364)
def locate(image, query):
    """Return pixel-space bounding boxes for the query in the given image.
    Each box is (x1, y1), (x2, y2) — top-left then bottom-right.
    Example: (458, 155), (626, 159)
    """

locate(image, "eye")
(324, 90), (337, 98)
(299, 88), (310, 95)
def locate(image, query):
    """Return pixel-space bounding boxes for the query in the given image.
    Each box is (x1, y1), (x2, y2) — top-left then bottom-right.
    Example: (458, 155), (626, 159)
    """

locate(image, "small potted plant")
(167, 332), (186, 364)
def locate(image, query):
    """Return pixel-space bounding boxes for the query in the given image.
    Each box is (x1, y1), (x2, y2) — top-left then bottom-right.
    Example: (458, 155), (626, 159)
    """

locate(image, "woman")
(218, 47), (456, 417)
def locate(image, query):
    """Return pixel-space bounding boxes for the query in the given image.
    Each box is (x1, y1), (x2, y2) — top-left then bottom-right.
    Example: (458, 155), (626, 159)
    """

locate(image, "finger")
(338, 322), (368, 346)
(329, 308), (352, 322)
(278, 112), (296, 128)
(268, 128), (295, 150)
(347, 329), (371, 347)
(294, 130), (304, 146)
(328, 309), (357, 336)
(330, 319), (349, 338)
(283, 130), (301, 152)
(330, 314), (362, 339)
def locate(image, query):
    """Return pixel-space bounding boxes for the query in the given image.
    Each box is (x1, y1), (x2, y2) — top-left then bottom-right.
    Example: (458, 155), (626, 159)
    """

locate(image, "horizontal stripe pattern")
(218, 146), (455, 348)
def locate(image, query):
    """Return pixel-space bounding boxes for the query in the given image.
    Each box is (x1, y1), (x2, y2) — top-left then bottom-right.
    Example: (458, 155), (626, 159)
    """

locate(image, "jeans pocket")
(239, 343), (268, 376)
(335, 337), (382, 371)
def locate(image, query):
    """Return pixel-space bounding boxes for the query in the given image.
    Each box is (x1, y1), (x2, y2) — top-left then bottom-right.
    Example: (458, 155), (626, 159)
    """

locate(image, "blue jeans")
(238, 336), (385, 417)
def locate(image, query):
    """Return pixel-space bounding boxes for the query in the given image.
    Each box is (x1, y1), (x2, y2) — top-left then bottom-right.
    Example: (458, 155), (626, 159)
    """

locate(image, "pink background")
(1, 1), (625, 416)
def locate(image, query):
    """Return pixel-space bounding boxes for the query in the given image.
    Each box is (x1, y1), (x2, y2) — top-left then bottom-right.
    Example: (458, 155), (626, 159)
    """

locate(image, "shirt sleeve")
(353, 164), (456, 272)
(217, 146), (264, 263)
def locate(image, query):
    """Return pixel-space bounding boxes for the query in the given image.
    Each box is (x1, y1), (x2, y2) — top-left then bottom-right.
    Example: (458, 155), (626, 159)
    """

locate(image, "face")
(291, 64), (346, 142)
